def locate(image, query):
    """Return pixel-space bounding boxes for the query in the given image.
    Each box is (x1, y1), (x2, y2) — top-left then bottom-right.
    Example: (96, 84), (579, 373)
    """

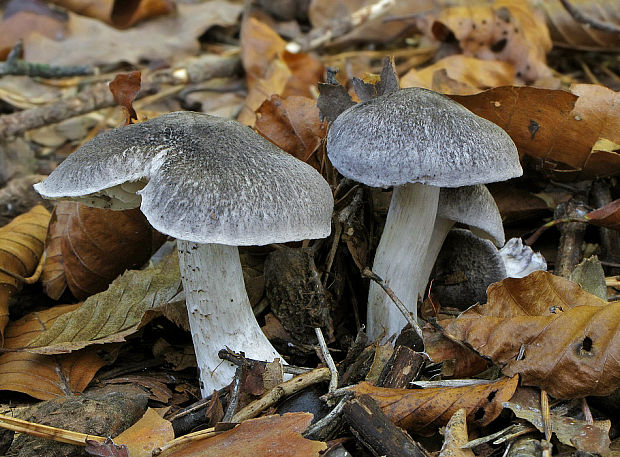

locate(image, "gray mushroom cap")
(35, 111), (334, 246)
(327, 87), (522, 188)
(437, 185), (505, 247)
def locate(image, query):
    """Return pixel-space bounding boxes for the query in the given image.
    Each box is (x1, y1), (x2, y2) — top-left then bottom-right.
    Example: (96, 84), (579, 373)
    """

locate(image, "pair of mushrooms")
(35, 86), (521, 393)
(35, 112), (334, 396)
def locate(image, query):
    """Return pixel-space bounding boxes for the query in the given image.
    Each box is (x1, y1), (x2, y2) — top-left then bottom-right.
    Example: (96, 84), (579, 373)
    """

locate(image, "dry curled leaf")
(114, 408), (174, 457)
(0, 205), (50, 338)
(42, 202), (165, 300)
(162, 413), (326, 457)
(426, 0), (552, 83)
(352, 376), (518, 435)
(439, 408), (475, 457)
(109, 71), (141, 125)
(586, 198), (620, 230)
(444, 271), (620, 398)
(451, 84), (620, 179)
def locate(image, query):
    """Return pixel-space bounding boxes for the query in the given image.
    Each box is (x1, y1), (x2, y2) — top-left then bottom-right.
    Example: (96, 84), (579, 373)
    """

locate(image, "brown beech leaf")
(352, 377), (518, 435)
(255, 95), (327, 171)
(401, 55), (516, 95)
(109, 71), (141, 125)
(444, 271), (619, 398)
(586, 198), (620, 231)
(427, 0), (552, 83)
(162, 413), (326, 457)
(40, 204), (69, 300)
(439, 408), (475, 457)
(422, 323), (489, 379)
(0, 304), (104, 400)
(43, 202), (165, 300)
(451, 84), (620, 178)
(238, 16), (324, 127)
(114, 408), (174, 457)
(0, 205), (50, 338)
(538, 0), (620, 50)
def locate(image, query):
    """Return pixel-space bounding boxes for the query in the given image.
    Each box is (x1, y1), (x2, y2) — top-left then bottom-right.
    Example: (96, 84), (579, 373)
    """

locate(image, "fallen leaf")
(451, 84), (620, 178)
(444, 271), (620, 398)
(109, 72), (141, 125)
(538, 0), (620, 50)
(85, 438), (129, 457)
(114, 408), (174, 457)
(43, 202), (165, 300)
(163, 413), (326, 457)
(352, 376), (518, 435)
(428, 0), (552, 83)
(439, 408), (475, 457)
(23, 2), (242, 66)
(586, 198), (620, 230)
(255, 95), (327, 170)
(26, 252), (182, 353)
(0, 205), (50, 339)
(49, 0), (176, 29)
(0, 304), (105, 400)
(400, 55), (516, 95)
(505, 387), (611, 455)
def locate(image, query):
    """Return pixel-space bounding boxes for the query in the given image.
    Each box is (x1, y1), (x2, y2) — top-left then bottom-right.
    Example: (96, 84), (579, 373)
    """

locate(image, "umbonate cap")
(437, 185), (505, 247)
(326, 87), (522, 188)
(35, 111), (334, 246)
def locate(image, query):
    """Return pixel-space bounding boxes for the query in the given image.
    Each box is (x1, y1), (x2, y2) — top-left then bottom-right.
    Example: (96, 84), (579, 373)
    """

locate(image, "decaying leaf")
(0, 204), (50, 338)
(162, 413), (326, 457)
(426, 0), (552, 83)
(109, 71), (141, 125)
(48, 0), (176, 29)
(451, 84), (620, 178)
(352, 376), (518, 435)
(26, 252), (182, 353)
(444, 271), (620, 398)
(42, 202), (165, 300)
(0, 304), (105, 400)
(114, 408), (174, 457)
(255, 95), (327, 171)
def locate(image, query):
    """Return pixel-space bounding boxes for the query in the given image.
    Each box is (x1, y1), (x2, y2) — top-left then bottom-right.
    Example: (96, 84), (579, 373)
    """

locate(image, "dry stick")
(361, 267), (423, 340)
(0, 54), (241, 139)
(540, 389), (553, 457)
(286, 0), (396, 53)
(221, 366), (243, 422)
(559, 0), (620, 33)
(0, 41), (93, 77)
(218, 348), (311, 375)
(524, 216), (589, 245)
(314, 327), (338, 393)
(0, 413), (106, 446)
(304, 393), (352, 440)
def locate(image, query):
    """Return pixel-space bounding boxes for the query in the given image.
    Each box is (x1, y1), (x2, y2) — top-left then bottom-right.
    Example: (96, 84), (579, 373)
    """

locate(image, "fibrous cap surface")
(327, 87), (522, 188)
(34, 111), (334, 246)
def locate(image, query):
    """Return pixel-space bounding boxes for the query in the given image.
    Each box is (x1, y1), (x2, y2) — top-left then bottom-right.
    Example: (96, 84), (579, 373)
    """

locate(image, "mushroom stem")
(367, 183), (439, 340)
(413, 216), (455, 301)
(177, 241), (283, 396)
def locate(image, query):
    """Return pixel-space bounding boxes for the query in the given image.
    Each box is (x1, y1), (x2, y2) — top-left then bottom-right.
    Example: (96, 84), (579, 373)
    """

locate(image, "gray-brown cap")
(437, 185), (505, 247)
(327, 87), (522, 188)
(35, 111), (334, 246)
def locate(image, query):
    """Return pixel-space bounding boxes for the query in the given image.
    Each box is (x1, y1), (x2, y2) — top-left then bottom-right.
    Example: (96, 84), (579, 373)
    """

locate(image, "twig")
(361, 267), (423, 340)
(524, 216), (589, 245)
(231, 367), (331, 423)
(314, 328), (338, 393)
(540, 389), (552, 457)
(559, 0), (620, 34)
(152, 427), (220, 456)
(218, 348), (311, 375)
(221, 366), (243, 422)
(303, 393), (351, 440)
(0, 41), (93, 78)
(0, 413), (106, 446)
(286, 0), (395, 53)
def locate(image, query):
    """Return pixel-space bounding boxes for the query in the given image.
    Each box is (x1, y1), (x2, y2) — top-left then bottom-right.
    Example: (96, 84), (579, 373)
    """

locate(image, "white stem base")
(177, 241), (283, 396)
(367, 183), (439, 341)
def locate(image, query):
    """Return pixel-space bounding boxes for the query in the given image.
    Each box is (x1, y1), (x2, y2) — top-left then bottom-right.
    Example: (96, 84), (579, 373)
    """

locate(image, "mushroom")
(327, 87), (522, 340)
(413, 185), (505, 303)
(34, 111), (334, 395)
